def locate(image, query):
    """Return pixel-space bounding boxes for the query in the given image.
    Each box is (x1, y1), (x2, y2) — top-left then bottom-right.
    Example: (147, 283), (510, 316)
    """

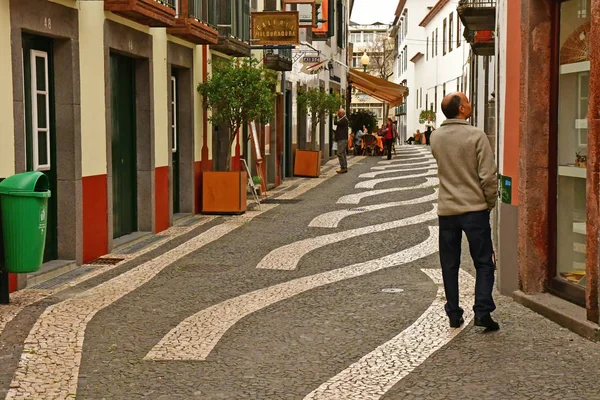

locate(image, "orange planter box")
(294, 150), (321, 178)
(202, 171), (247, 214)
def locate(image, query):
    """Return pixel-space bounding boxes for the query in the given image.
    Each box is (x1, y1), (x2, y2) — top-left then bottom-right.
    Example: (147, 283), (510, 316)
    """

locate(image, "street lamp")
(360, 52), (370, 72)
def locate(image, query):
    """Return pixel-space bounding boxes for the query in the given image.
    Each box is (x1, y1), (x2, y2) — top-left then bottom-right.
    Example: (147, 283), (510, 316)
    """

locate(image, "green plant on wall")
(349, 109), (378, 134)
(419, 109), (437, 124)
(198, 57), (276, 171)
(297, 88), (341, 151)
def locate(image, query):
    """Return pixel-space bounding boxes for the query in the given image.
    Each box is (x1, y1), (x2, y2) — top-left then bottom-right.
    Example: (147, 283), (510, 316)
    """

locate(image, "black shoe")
(474, 314), (500, 331)
(449, 317), (464, 328)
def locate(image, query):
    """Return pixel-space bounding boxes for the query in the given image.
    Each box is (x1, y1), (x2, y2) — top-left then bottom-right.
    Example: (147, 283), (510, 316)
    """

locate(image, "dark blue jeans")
(438, 210), (496, 320)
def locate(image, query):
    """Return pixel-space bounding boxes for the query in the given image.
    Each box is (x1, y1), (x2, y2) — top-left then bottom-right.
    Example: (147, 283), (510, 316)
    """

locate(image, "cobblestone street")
(1, 148), (600, 399)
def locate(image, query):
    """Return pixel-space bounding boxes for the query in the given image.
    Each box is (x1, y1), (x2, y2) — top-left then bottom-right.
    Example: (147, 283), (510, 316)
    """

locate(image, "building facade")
(0, 0), (349, 292)
(348, 22), (391, 127)
(496, 0), (600, 336)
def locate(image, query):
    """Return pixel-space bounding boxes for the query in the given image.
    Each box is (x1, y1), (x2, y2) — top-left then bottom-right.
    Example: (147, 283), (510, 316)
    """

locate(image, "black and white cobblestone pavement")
(1, 148), (600, 399)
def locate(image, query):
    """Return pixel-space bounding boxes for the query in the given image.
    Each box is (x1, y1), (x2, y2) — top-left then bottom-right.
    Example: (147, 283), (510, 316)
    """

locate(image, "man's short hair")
(442, 95), (462, 119)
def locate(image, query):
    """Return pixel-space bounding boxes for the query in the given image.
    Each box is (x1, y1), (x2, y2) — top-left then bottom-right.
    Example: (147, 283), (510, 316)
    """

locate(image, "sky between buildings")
(350, 0), (398, 25)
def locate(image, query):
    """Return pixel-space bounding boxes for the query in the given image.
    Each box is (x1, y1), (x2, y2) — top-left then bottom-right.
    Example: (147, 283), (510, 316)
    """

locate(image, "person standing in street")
(425, 117), (435, 146)
(335, 108), (349, 174)
(430, 92), (499, 331)
(383, 117), (396, 160)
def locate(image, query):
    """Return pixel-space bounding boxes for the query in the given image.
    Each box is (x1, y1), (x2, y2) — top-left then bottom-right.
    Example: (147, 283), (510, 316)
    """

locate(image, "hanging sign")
(251, 11), (300, 45)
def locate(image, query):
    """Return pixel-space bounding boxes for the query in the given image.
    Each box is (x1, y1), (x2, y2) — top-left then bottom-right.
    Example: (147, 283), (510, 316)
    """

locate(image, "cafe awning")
(348, 69), (408, 108)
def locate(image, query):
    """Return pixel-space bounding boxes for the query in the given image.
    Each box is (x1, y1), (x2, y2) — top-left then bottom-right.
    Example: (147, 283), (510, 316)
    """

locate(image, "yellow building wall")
(0, 1), (15, 178)
(151, 28), (169, 168)
(79, 1), (107, 177)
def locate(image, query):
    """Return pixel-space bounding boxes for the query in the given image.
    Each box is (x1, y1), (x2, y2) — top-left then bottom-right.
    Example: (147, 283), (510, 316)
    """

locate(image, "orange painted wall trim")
(82, 174), (109, 263)
(503, 1), (522, 205)
(155, 166), (170, 233)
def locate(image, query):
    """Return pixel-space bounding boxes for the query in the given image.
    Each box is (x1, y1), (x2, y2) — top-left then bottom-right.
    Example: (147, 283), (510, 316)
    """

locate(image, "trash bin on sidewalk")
(0, 172), (51, 274)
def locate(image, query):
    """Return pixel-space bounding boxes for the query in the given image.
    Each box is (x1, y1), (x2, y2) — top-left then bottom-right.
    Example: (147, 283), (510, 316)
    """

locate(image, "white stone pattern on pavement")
(371, 163), (436, 171)
(145, 227), (440, 362)
(378, 156), (434, 165)
(5, 206), (278, 400)
(256, 205), (438, 271)
(304, 268), (476, 400)
(0, 216), (216, 340)
(360, 163), (437, 178)
(309, 190), (439, 229)
(278, 156), (366, 200)
(337, 178), (440, 205)
(355, 170), (438, 189)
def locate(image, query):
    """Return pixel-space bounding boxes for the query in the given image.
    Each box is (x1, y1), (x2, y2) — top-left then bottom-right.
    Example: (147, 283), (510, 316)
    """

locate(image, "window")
(426, 37), (429, 61)
(443, 18), (447, 55)
(457, 16), (461, 47)
(363, 32), (374, 43)
(554, 0), (592, 298)
(434, 87), (437, 111)
(420, 88), (422, 108)
(404, 10), (408, 37)
(435, 28), (438, 56)
(190, 0), (217, 25)
(457, 76), (460, 92)
(403, 45), (407, 71)
(425, 94), (428, 111)
(30, 50), (51, 171)
(449, 13), (454, 52)
(443, 82), (446, 97)
(171, 76), (177, 153)
(352, 55), (361, 68)
(337, 0), (345, 49)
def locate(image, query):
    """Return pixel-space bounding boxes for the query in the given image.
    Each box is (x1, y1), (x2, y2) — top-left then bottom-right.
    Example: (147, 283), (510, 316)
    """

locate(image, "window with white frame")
(171, 76), (177, 153)
(30, 50), (51, 171)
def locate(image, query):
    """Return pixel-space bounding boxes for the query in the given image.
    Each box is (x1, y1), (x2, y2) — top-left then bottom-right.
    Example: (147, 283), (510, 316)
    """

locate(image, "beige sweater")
(430, 119), (498, 216)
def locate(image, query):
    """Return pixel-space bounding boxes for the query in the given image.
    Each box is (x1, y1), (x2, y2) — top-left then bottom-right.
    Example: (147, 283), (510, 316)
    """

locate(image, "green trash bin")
(0, 172), (51, 273)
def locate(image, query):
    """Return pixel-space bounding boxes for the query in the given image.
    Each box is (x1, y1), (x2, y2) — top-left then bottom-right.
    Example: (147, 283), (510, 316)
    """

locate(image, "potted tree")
(295, 88), (341, 177)
(198, 57), (276, 214)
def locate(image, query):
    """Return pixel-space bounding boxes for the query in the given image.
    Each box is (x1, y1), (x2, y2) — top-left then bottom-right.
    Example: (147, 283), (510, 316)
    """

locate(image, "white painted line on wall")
(145, 227), (440, 362)
(355, 170), (438, 189)
(337, 178), (439, 204)
(361, 164), (437, 178)
(5, 207), (277, 400)
(309, 190), (438, 228)
(303, 268), (475, 400)
(256, 205), (437, 271)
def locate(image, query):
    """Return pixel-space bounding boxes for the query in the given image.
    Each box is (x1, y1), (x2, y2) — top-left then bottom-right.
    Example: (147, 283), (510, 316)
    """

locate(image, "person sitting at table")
(407, 130), (423, 144)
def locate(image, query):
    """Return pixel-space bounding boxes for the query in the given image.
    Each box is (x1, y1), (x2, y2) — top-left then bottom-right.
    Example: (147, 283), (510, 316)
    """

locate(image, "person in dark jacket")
(383, 117), (397, 160)
(335, 108), (349, 173)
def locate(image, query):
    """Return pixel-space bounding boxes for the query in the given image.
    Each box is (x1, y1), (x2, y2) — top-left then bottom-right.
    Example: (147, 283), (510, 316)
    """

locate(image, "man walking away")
(335, 109), (349, 174)
(425, 117), (435, 146)
(430, 92), (499, 331)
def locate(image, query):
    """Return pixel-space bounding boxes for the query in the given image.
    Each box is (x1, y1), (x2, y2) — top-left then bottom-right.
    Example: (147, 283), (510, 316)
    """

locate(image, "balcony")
(167, 0), (219, 44)
(210, 0), (251, 57)
(395, 102), (406, 116)
(105, 0), (176, 27)
(264, 48), (293, 71)
(464, 29), (495, 56)
(457, 0), (496, 32)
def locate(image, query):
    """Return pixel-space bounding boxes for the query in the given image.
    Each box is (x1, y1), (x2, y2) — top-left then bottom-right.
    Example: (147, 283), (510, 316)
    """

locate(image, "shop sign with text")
(251, 11), (300, 45)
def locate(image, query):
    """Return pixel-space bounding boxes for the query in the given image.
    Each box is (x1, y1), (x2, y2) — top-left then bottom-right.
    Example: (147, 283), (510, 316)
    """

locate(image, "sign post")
(249, 121), (267, 197)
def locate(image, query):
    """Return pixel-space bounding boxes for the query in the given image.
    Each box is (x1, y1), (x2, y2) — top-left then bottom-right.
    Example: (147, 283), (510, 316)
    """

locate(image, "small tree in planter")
(197, 57), (276, 214)
(297, 88), (341, 151)
(198, 57), (276, 171)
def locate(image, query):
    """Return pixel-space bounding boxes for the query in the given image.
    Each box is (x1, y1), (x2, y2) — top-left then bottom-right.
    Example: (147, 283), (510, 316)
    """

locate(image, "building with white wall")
(348, 22), (392, 127)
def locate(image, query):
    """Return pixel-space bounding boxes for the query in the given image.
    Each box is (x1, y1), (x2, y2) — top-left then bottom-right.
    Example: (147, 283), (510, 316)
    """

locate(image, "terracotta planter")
(202, 171), (247, 214)
(294, 149), (322, 178)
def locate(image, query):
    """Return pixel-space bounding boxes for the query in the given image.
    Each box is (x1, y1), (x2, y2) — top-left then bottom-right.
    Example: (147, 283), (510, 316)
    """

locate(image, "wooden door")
(23, 34), (57, 262)
(110, 53), (138, 239)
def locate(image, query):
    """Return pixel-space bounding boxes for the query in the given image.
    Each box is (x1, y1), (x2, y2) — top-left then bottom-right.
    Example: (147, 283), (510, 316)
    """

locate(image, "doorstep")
(513, 291), (600, 341)
(27, 259), (77, 288)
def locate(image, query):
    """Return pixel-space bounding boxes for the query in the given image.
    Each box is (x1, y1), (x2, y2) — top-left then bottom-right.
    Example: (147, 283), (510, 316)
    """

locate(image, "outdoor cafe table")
(348, 134), (384, 153)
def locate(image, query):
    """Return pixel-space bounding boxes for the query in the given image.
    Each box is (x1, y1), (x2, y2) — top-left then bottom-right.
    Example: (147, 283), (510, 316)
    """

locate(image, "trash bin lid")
(0, 171), (50, 194)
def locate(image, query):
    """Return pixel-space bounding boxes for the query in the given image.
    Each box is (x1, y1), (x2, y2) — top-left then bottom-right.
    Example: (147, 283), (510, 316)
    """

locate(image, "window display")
(556, 0), (591, 288)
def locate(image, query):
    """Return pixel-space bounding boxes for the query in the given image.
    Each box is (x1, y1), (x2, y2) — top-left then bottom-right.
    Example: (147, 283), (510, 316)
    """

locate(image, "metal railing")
(458, 0), (496, 7)
(156, 0), (177, 10)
